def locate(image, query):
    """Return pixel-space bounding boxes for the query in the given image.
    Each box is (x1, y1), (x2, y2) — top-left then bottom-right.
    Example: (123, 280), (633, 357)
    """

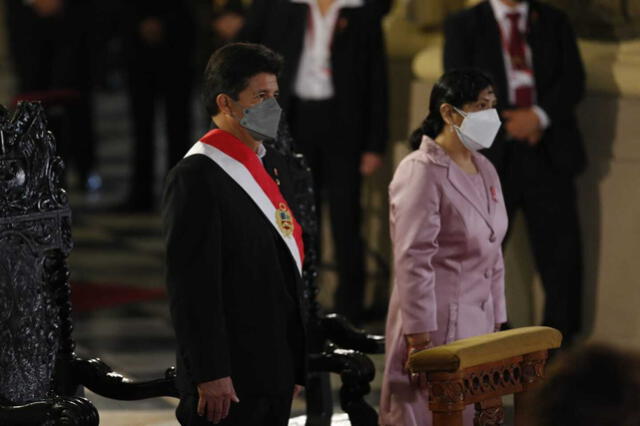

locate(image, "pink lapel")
(420, 136), (495, 232)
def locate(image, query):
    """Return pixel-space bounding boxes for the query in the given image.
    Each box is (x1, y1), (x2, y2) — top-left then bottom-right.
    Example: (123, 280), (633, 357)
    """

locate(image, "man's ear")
(216, 94), (233, 116)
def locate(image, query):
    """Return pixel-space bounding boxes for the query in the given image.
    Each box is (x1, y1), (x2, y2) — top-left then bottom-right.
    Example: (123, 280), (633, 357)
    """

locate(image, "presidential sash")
(184, 129), (305, 275)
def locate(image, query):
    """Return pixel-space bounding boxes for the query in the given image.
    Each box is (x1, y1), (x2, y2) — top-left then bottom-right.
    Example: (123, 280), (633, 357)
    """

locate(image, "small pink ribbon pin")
(490, 186), (498, 202)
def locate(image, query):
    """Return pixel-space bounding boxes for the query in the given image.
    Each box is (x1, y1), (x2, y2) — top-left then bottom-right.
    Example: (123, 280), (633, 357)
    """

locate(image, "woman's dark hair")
(409, 69), (494, 149)
(203, 43), (283, 116)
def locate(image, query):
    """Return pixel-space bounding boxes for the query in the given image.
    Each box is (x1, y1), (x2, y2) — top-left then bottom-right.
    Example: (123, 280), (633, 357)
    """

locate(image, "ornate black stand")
(0, 103), (178, 425)
(269, 116), (385, 426)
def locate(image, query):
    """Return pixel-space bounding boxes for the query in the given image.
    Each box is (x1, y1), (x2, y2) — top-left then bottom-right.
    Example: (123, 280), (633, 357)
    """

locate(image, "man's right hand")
(197, 377), (240, 424)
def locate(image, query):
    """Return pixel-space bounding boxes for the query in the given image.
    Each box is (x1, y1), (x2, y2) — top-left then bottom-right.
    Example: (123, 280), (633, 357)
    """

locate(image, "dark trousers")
(501, 141), (583, 344)
(126, 46), (193, 205)
(176, 392), (293, 426)
(289, 98), (365, 322)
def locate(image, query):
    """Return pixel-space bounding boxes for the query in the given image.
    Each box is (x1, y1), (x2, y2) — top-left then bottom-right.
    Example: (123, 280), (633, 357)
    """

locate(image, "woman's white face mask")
(452, 106), (502, 151)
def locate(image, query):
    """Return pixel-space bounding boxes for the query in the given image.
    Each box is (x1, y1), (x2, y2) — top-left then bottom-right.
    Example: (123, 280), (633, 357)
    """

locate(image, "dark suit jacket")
(238, 0), (389, 154)
(444, 0), (586, 176)
(162, 145), (307, 398)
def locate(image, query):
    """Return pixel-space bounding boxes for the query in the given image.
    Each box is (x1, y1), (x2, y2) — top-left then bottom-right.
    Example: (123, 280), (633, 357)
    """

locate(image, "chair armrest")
(0, 395), (98, 426)
(308, 347), (378, 426)
(321, 313), (385, 354)
(409, 326), (562, 373)
(72, 356), (179, 400)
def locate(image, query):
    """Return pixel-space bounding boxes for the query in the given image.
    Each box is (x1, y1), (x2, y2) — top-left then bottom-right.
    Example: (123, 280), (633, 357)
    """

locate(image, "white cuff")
(532, 105), (551, 130)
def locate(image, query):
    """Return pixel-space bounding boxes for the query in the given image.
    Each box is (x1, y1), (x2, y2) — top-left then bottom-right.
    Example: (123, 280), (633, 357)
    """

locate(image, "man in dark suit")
(4, 0), (97, 190)
(238, 0), (389, 324)
(162, 43), (306, 425)
(444, 0), (586, 344)
(122, 0), (196, 211)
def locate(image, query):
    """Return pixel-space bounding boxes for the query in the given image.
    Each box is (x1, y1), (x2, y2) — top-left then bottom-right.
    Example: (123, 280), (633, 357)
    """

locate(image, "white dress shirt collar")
(256, 142), (267, 161)
(489, 0), (529, 32)
(291, 0), (363, 100)
(291, 0), (364, 7)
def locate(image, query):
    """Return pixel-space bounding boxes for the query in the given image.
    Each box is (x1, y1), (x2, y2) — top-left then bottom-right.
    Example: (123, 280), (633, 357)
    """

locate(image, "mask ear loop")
(451, 106), (467, 133)
(453, 106), (468, 118)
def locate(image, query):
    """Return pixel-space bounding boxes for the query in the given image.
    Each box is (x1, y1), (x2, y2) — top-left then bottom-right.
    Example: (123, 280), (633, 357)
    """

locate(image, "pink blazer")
(379, 136), (508, 426)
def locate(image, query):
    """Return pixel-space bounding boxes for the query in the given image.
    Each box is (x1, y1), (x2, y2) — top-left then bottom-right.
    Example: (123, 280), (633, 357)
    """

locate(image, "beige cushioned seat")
(408, 326), (562, 373)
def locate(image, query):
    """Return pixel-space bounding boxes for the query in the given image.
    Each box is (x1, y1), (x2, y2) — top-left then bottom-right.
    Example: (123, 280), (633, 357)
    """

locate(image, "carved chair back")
(0, 102), (74, 405)
(0, 103), (177, 426)
(267, 116), (382, 425)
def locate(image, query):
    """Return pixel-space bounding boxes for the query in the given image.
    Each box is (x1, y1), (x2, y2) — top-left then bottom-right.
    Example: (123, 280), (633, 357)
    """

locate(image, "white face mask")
(452, 106), (502, 151)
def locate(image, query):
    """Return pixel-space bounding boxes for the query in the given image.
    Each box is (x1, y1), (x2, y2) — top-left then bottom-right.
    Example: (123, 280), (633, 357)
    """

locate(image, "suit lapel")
(333, 7), (354, 44)
(527, 1), (544, 87)
(286, 3), (309, 63)
(479, 2), (509, 107)
(476, 158), (495, 220)
(447, 163), (494, 231)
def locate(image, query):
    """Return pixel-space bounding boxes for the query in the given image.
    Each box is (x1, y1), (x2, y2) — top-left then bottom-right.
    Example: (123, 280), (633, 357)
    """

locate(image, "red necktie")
(506, 12), (533, 107)
(507, 13), (526, 70)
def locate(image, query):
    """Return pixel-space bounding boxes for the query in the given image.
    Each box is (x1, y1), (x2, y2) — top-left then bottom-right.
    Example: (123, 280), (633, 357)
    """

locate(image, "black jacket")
(238, 0), (389, 154)
(162, 145), (307, 398)
(444, 0), (586, 176)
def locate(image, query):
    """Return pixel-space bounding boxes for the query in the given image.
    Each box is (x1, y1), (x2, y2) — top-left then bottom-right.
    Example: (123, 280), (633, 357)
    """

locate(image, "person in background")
(238, 0), (389, 325)
(193, 0), (247, 80)
(380, 69), (508, 426)
(534, 344), (640, 426)
(5, 0), (98, 191)
(162, 43), (306, 426)
(121, 0), (196, 211)
(444, 0), (586, 344)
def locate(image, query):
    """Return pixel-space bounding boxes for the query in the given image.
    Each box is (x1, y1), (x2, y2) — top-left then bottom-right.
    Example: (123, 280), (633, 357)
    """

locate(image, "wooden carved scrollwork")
(474, 405), (505, 426)
(0, 102), (70, 404)
(521, 357), (545, 385)
(428, 378), (466, 408)
(464, 363), (522, 398)
(1, 102), (180, 425)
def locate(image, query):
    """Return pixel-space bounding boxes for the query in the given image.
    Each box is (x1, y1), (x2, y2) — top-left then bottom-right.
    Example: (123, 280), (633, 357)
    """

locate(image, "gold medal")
(275, 203), (294, 237)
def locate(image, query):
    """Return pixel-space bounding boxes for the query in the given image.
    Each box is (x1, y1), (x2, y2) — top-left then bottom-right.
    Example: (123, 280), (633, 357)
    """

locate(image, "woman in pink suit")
(380, 69), (509, 426)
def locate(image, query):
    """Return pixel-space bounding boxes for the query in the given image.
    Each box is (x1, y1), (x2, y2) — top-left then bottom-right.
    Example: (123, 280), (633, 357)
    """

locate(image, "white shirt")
(489, 0), (550, 128)
(291, 0), (364, 100)
(256, 142), (267, 161)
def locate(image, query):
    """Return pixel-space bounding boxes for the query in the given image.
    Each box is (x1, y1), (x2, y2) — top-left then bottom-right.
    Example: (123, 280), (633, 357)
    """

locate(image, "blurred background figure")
(210, 0), (247, 52)
(444, 0), (586, 345)
(120, 0), (196, 212)
(4, 0), (98, 191)
(192, 0), (248, 130)
(534, 344), (640, 426)
(238, 0), (390, 325)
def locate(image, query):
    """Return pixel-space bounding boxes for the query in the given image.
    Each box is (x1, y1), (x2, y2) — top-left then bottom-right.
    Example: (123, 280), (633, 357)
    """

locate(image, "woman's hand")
(494, 323), (502, 332)
(404, 333), (432, 390)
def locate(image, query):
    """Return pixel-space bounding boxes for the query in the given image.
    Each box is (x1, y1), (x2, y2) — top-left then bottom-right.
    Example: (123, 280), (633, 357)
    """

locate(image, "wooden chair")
(407, 326), (562, 426)
(268, 114), (384, 426)
(0, 102), (178, 425)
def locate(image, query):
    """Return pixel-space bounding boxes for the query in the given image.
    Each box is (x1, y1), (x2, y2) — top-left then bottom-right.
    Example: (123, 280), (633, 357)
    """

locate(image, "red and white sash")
(185, 129), (305, 275)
